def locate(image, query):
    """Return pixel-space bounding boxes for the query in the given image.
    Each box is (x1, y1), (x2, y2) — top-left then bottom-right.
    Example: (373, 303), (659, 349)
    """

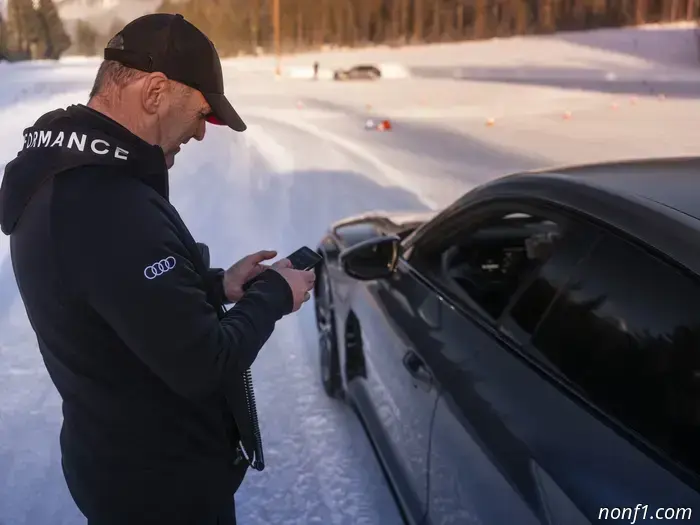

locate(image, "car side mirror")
(339, 235), (401, 280)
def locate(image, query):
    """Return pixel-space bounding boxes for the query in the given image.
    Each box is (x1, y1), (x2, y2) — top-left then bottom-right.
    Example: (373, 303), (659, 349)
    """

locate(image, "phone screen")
(287, 246), (322, 270)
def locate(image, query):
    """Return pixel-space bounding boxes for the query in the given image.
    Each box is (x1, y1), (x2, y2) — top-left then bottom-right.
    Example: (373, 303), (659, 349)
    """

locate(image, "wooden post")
(274, 0), (280, 76)
(413, 0), (423, 42)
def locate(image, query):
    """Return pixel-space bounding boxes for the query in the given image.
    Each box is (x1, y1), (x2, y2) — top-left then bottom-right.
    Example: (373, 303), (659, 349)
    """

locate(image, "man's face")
(157, 83), (210, 169)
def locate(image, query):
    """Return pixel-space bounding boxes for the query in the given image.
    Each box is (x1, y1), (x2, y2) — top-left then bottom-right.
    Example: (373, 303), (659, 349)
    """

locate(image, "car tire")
(314, 265), (343, 399)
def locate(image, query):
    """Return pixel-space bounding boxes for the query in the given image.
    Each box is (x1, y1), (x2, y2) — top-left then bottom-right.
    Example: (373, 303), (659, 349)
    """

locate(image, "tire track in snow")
(0, 86), (93, 525)
(169, 119), (407, 525)
(244, 108), (440, 211)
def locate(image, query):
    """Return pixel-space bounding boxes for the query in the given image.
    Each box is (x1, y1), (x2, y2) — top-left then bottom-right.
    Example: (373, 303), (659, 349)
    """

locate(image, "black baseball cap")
(104, 13), (246, 132)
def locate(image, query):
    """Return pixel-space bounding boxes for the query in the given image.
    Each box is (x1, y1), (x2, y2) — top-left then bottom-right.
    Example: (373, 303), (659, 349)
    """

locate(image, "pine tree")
(75, 19), (97, 56)
(6, 0), (21, 54)
(203, 0), (239, 56)
(539, 0), (556, 32)
(6, 0), (43, 59)
(107, 18), (126, 39)
(156, 0), (177, 14)
(37, 0), (70, 59)
(636, 0), (649, 24)
(0, 12), (7, 58)
(97, 17), (126, 51)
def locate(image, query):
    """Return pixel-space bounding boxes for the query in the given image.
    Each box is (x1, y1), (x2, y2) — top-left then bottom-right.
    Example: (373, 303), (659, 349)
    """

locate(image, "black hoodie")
(0, 104), (293, 523)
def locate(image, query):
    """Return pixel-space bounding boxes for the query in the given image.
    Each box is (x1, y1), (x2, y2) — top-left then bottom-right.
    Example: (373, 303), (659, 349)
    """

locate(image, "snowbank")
(285, 66), (335, 80)
(379, 63), (411, 79)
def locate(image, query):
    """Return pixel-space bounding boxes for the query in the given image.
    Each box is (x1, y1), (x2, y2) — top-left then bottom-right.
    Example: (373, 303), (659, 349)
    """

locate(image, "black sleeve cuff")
(206, 268), (232, 306)
(244, 268), (294, 317)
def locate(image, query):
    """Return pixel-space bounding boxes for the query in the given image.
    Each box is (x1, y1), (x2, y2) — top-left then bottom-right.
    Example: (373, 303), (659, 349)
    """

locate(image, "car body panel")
(346, 270), (435, 522)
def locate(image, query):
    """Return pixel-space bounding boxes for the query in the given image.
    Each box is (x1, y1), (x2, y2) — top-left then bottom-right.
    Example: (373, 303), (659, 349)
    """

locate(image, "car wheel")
(315, 265), (343, 399)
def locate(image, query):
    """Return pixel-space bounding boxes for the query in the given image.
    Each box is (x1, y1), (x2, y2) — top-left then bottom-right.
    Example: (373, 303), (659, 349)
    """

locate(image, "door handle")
(402, 351), (433, 387)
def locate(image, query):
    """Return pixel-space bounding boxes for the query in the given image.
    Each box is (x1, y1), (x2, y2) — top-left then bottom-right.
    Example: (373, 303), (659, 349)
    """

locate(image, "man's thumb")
(274, 258), (293, 269)
(254, 250), (277, 262)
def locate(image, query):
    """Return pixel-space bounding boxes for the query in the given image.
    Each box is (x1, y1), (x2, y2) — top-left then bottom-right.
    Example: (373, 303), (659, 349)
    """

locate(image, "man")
(0, 13), (315, 525)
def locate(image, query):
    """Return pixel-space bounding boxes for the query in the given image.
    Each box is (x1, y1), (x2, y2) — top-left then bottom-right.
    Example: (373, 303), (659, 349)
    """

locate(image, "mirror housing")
(339, 235), (401, 280)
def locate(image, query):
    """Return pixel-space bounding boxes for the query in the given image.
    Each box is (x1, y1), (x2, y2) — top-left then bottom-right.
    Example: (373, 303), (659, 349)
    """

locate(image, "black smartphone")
(242, 247), (322, 293)
(286, 246), (323, 271)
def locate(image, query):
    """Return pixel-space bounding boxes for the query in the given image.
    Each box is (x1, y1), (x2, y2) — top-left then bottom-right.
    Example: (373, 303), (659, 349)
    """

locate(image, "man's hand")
(222, 250), (278, 302)
(271, 258), (316, 312)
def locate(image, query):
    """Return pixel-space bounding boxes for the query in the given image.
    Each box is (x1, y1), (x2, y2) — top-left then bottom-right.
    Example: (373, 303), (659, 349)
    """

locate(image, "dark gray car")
(314, 156), (700, 524)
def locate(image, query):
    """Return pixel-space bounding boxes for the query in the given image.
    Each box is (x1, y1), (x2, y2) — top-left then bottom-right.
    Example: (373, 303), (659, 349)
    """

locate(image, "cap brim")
(204, 93), (247, 132)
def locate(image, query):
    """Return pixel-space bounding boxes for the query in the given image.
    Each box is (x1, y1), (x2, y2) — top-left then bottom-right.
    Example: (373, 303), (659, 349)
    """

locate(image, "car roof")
(529, 156), (700, 221)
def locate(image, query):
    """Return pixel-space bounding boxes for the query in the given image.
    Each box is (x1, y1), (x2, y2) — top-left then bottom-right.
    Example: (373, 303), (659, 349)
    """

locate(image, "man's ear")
(141, 73), (169, 115)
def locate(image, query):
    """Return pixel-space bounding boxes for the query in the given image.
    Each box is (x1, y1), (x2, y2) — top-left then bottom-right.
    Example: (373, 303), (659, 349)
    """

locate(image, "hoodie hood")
(0, 104), (169, 235)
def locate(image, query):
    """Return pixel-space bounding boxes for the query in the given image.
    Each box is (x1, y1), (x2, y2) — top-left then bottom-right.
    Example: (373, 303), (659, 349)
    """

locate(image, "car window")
(531, 232), (700, 476)
(411, 207), (571, 320)
(502, 221), (601, 343)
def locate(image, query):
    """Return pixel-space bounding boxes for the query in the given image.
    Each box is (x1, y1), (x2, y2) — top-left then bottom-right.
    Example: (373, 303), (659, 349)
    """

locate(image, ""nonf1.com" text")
(598, 505), (692, 523)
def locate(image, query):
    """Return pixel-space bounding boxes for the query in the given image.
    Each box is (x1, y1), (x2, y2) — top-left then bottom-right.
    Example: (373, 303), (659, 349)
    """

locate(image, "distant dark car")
(313, 157), (700, 524)
(333, 64), (381, 81)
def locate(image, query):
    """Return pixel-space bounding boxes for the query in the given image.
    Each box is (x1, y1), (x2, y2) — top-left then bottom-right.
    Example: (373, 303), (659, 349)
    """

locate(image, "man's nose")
(194, 120), (206, 141)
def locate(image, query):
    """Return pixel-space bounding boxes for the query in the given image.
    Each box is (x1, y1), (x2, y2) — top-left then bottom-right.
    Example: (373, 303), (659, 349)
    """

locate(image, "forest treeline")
(1, 0), (698, 60)
(154, 0), (700, 56)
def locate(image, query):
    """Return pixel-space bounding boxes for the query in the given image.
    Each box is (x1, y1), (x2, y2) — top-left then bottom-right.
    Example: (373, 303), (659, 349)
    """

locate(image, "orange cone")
(562, 111), (572, 120)
(377, 119), (392, 131)
(486, 117), (496, 127)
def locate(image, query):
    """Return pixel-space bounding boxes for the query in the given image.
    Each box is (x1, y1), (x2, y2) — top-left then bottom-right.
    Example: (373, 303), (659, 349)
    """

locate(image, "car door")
(403, 200), (600, 524)
(348, 231), (460, 524)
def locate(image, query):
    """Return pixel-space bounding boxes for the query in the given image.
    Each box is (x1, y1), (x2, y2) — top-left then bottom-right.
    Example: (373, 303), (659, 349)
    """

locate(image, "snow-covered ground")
(2, 23), (700, 524)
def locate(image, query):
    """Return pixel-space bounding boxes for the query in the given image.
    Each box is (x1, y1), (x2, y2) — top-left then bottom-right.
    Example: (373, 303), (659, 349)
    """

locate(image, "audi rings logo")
(144, 256), (176, 280)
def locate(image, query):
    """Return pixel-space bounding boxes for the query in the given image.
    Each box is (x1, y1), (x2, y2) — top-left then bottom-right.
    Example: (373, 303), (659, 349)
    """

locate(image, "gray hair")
(88, 60), (149, 100)
(88, 60), (193, 105)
